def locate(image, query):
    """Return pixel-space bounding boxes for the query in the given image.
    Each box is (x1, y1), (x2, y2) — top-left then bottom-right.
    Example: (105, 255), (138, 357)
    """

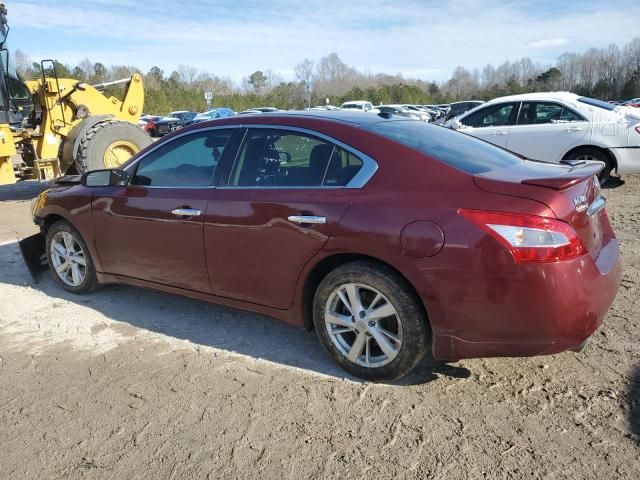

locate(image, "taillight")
(459, 209), (586, 263)
(635, 125), (640, 135)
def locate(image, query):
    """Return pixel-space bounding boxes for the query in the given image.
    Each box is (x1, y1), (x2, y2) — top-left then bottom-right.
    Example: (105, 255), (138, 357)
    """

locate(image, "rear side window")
(228, 129), (363, 187)
(364, 120), (522, 174)
(517, 102), (585, 124)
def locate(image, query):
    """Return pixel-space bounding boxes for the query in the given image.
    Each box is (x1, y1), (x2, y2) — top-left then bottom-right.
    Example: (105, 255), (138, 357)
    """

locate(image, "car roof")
(188, 110), (410, 128)
(483, 91), (581, 105)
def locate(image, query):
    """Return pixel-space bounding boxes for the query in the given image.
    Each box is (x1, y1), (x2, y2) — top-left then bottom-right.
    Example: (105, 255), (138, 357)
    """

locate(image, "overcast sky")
(9, 0), (640, 82)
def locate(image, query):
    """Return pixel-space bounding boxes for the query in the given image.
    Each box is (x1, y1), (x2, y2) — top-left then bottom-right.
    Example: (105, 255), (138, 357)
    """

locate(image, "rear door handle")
(287, 215), (326, 225)
(566, 126), (583, 132)
(171, 208), (202, 217)
(494, 130), (508, 136)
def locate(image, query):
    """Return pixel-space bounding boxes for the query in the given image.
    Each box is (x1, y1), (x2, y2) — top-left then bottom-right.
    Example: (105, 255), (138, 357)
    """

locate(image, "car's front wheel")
(313, 261), (429, 381)
(46, 220), (99, 294)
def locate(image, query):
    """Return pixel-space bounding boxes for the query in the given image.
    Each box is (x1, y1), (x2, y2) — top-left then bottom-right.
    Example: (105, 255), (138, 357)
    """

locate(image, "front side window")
(132, 130), (232, 187)
(228, 129), (363, 187)
(462, 102), (518, 128)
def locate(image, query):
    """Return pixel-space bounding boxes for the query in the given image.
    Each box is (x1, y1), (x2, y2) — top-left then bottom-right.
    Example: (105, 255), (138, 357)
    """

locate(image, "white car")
(450, 92), (640, 182)
(339, 101), (379, 113)
(400, 105), (431, 122)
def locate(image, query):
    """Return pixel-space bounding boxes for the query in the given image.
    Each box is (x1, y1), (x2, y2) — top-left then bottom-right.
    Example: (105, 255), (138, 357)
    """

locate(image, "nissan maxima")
(29, 111), (622, 381)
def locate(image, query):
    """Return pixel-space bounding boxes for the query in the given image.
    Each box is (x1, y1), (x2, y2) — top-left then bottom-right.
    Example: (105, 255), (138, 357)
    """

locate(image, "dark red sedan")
(30, 111), (622, 380)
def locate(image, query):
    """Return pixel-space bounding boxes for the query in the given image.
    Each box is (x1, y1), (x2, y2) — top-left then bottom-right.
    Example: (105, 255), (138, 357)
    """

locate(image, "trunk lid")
(474, 160), (608, 255)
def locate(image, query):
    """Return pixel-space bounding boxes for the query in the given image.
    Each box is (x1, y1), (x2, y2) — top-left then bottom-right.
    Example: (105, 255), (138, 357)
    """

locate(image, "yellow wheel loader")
(0, 3), (151, 185)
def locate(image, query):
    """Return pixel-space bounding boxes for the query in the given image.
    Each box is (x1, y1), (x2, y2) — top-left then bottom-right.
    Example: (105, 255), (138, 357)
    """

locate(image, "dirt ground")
(0, 176), (638, 480)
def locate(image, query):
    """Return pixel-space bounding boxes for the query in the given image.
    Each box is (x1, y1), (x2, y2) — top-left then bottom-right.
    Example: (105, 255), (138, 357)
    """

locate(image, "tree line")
(12, 38), (640, 115)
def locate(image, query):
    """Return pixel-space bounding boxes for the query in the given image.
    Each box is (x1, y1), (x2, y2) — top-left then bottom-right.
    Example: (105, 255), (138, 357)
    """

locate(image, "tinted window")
(517, 102), (586, 124)
(516, 102), (584, 124)
(132, 130), (232, 186)
(228, 129), (363, 187)
(462, 102), (518, 128)
(578, 97), (616, 111)
(364, 120), (522, 174)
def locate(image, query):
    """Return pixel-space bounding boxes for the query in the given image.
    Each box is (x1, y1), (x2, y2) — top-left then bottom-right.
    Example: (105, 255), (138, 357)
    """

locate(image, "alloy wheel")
(49, 231), (87, 287)
(324, 283), (403, 368)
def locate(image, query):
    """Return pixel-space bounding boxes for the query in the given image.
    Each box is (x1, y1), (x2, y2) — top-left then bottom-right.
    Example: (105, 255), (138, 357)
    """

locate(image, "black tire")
(45, 220), (99, 294)
(76, 120), (152, 172)
(313, 261), (430, 381)
(564, 147), (613, 185)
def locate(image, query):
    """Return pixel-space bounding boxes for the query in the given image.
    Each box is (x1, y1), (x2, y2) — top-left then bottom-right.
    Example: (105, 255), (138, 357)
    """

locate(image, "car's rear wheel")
(313, 261), (429, 381)
(46, 220), (99, 294)
(565, 147), (613, 185)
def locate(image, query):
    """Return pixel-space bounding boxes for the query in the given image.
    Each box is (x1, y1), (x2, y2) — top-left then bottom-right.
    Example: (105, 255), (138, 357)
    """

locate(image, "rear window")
(577, 97), (616, 111)
(363, 120), (522, 174)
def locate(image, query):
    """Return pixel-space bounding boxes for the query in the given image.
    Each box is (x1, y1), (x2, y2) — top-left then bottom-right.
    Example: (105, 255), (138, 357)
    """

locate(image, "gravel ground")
(0, 177), (638, 479)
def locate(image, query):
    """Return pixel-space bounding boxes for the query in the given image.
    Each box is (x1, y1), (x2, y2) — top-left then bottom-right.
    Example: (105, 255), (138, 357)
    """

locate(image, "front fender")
(34, 187), (103, 273)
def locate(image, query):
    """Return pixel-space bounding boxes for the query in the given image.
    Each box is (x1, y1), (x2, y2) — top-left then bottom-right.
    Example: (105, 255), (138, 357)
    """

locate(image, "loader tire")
(76, 120), (152, 172)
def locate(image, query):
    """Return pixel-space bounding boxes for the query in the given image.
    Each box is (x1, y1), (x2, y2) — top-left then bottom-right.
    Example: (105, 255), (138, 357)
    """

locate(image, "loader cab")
(0, 46), (34, 128)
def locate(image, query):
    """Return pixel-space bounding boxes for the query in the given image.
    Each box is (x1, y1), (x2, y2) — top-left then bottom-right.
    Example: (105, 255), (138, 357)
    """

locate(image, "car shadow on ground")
(0, 241), (470, 386)
(630, 364), (640, 446)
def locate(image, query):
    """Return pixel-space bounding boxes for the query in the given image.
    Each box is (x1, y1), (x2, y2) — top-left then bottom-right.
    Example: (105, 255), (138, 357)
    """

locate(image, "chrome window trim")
(222, 124), (378, 190)
(123, 123), (378, 190)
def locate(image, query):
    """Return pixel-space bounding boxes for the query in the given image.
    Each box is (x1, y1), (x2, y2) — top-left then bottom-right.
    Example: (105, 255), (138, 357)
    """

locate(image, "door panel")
(90, 128), (237, 292)
(203, 189), (357, 308)
(506, 101), (589, 161)
(92, 187), (212, 292)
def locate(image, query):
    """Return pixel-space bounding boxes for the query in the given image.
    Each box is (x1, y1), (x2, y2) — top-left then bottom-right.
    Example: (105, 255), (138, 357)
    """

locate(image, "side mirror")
(81, 168), (130, 187)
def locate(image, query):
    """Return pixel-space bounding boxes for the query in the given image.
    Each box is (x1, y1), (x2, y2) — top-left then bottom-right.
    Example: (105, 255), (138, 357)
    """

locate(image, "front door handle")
(566, 126), (583, 132)
(494, 130), (508, 136)
(287, 215), (326, 225)
(171, 208), (202, 217)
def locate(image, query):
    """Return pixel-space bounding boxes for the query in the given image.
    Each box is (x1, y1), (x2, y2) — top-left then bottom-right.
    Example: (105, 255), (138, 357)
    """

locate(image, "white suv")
(340, 101), (378, 113)
(450, 92), (640, 182)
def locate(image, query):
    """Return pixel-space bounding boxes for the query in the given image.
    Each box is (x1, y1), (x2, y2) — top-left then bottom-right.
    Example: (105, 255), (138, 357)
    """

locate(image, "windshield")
(364, 120), (522, 174)
(578, 97), (616, 111)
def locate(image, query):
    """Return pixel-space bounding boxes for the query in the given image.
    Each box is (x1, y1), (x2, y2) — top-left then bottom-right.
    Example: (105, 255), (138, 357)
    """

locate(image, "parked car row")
(337, 101), (449, 122)
(609, 98), (640, 108)
(138, 107), (259, 137)
(139, 92), (640, 183)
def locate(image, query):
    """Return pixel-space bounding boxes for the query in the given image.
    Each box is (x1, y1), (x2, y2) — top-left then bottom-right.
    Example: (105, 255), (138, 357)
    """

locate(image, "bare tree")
(13, 49), (30, 77)
(177, 65), (199, 85)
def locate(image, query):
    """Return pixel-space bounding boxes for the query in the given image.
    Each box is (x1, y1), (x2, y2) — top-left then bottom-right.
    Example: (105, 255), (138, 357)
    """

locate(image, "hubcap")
(324, 283), (403, 368)
(50, 231), (87, 287)
(103, 140), (139, 168)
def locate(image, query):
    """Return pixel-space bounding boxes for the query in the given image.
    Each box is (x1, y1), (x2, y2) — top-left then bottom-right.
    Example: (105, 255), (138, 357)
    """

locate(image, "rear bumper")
(610, 147), (640, 174)
(429, 238), (623, 361)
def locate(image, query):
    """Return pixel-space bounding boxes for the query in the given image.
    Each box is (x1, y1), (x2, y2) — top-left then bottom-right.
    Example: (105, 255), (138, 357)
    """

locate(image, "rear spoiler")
(521, 160), (603, 190)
